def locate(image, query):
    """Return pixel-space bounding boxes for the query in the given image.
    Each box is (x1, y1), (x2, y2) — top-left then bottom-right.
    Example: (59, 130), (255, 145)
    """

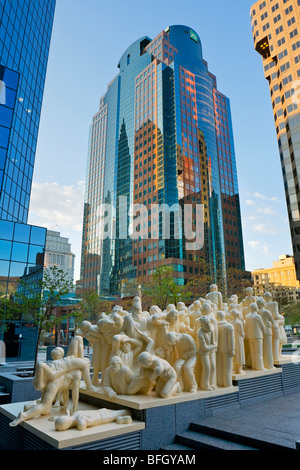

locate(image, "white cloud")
(248, 240), (260, 250)
(253, 223), (277, 235)
(28, 180), (85, 282)
(253, 192), (278, 201)
(256, 206), (277, 215)
(247, 240), (270, 254)
(28, 181), (85, 233)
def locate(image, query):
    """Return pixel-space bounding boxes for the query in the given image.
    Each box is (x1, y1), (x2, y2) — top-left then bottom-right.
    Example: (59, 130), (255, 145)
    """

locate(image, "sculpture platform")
(1, 361), (300, 450)
(79, 383), (239, 410)
(232, 366), (282, 381)
(0, 400), (145, 450)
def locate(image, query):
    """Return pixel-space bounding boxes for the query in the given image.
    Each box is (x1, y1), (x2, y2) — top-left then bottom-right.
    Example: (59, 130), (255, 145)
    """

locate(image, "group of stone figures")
(9, 284), (287, 430)
(78, 285), (286, 398)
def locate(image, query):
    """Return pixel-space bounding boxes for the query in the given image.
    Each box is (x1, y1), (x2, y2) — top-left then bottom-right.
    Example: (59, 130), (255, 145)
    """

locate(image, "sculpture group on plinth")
(72, 286), (287, 399)
(8, 285), (287, 430)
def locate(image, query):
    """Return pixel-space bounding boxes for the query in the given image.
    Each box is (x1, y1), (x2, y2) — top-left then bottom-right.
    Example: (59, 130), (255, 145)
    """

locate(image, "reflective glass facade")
(81, 25), (245, 296)
(0, 0), (56, 223)
(0, 0), (56, 358)
(251, 0), (300, 279)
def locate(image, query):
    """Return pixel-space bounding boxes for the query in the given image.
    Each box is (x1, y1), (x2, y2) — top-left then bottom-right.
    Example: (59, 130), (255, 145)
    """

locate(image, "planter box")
(0, 372), (40, 403)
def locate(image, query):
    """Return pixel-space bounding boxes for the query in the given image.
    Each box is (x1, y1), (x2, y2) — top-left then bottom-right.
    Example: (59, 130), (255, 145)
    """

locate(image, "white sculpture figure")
(188, 299), (202, 328)
(231, 309), (245, 375)
(97, 311), (124, 376)
(122, 296), (149, 339)
(150, 308), (180, 361)
(110, 334), (144, 371)
(149, 305), (162, 316)
(241, 287), (256, 319)
(177, 301), (187, 314)
(216, 311), (235, 388)
(256, 297), (275, 370)
(67, 334), (85, 359)
(278, 311), (287, 356)
(55, 408), (132, 431)
(127, 351), (181, 398)
(52, 334), (86, 409)
(165, 332), (198, 393)
(9, 348), (96, 427)
(228, 294), (239, 305)
(77, 320), (104, 386)
(244, 303), (265, 370)
(227, 302), (239, 322)
(264, 292), (287, 360)
(178, 308), (191, 334)
(196, 315), (217, 391)
(205, 284), (223, 311)
(111, 305), (129, 317)
(102, 356), (134, 398)
(195, 302), (218, 388)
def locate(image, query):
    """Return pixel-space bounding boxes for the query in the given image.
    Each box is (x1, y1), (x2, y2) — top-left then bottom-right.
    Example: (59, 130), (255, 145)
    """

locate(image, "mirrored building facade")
(0, 0), (56, 358)
(81, 25), (245, 297)
(251, 0), (300, 280)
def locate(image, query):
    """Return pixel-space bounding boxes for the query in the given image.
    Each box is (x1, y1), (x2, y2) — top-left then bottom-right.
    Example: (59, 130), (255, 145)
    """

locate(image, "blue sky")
(27, 0), (293, 282)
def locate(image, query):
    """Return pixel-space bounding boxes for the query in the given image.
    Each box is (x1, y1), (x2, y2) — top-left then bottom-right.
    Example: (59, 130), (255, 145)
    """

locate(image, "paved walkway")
(195, 390), (300, 449)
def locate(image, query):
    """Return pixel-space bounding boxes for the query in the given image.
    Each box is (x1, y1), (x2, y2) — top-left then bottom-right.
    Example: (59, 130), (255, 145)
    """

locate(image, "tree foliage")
(280, 301), (300, 326)
(186, 257), (252, 302)
(143, 265), (192, 310)
(15, 265), (74, 373)
(74, 289), (112, 323)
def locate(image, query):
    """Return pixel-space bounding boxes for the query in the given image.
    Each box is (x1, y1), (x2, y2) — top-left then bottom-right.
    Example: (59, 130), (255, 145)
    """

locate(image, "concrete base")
(79, 384), (239, 410)
(1, 358), (300, 450)
(0, 400), (145, 450)
(232, 366), (282, 381)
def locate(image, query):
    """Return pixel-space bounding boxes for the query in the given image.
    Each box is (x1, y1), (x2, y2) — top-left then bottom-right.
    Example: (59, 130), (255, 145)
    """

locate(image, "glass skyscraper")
(81, 25), (245, 297)
(251, 0), (300, 280)
(0, 0), (56, 359)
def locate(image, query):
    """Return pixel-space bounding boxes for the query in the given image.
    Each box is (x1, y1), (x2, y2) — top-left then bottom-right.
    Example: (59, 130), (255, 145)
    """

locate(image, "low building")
(252, 255), (300, 303)
(44, 230), (75, 285)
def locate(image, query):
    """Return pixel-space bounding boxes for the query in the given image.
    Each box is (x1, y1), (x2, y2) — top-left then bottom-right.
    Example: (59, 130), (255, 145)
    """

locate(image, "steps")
(162, 420), (296, 451)
(163, 429), (258, 451)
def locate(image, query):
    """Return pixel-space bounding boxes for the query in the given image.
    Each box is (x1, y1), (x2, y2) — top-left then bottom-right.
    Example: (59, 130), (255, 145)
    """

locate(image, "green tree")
(15, 265), (74, 374)
(187, 256), (252, 303)
(74, 289), (112, 323)
(280, 301), (300, 327)
(143, 265), (192, 310)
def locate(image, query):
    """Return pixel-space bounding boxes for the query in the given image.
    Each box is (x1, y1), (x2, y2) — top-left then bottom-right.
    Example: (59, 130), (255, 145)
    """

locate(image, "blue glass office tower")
(0, 0), (56, 359)
(81, 25), (245, 297)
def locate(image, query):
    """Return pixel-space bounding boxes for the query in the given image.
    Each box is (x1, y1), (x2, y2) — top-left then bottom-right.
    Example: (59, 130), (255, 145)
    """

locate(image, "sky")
(27, 0), (293, 283)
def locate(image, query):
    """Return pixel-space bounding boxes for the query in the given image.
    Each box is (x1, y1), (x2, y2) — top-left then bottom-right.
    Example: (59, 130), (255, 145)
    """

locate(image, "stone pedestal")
(0, 400), (145, 450)
(1, 359), (300, 451)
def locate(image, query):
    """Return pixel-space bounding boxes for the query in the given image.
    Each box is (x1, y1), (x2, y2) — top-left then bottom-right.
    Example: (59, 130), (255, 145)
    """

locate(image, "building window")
(276, 25), (283, 34)
(290, 29), (298, 39)
(292, 40), (300, 51)
(287, 17), (296, 27)
(278, 37), (286, 47)
(274, 14), (281, 24)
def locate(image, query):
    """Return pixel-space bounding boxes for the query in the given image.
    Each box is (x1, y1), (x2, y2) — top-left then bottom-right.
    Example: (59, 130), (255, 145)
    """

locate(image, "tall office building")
(45, 230), (75, 285)
(81, 25), (245, 297)
(0, 0), (56, 358)
(251, 0), (300, 279)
